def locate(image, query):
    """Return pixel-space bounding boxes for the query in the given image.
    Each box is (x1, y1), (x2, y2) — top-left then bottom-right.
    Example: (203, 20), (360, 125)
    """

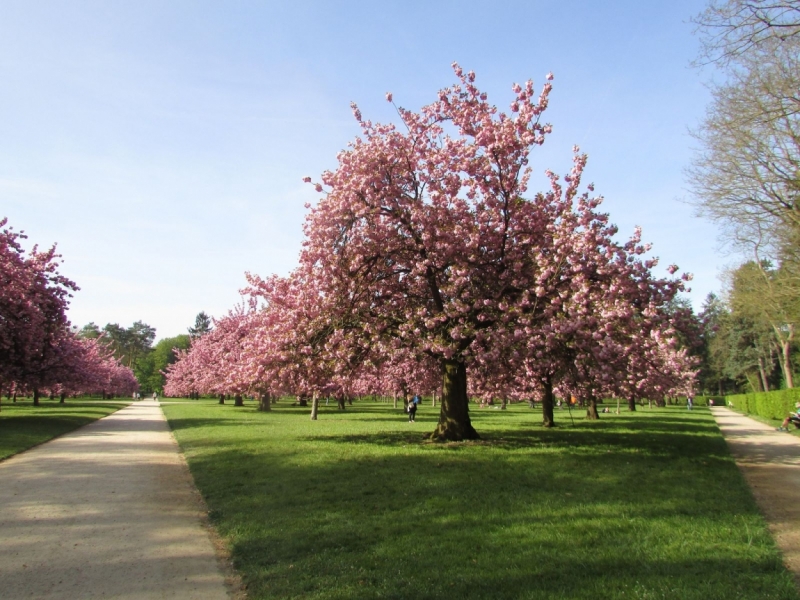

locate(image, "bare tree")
(693, 0), (800, 66)
(687, 39), (800, 264)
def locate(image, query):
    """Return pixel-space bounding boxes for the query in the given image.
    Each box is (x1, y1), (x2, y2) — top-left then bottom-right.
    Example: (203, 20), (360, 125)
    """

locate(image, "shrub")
(726, 389), (800, 420)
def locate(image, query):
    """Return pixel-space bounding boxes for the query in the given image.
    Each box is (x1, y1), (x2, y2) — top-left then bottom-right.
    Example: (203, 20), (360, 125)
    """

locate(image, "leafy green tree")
(714, 310), (777, 392)
(697, 293), (736, 394)
(99, 321), (156, 370)
(77, 322), (101, 339)
(729, 261), (797, 387)
(188, 311), (212, 339)
(135, 335), (191, 394)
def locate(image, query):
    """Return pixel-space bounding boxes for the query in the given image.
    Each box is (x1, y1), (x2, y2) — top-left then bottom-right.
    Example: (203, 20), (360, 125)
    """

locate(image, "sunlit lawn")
(0, 397), (129, 460)
(162, 398), (799, 600)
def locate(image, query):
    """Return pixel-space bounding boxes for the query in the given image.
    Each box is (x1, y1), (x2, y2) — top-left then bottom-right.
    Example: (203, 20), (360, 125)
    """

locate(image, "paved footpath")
(711, 406), (800, 588)
(0, 400), (231, 599)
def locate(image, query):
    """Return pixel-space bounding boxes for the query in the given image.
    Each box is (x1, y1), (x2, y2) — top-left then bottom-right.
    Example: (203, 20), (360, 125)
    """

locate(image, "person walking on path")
(408, 394), (419, 422)
(687, 396), (693, 410)
(777, 402), (800, 432)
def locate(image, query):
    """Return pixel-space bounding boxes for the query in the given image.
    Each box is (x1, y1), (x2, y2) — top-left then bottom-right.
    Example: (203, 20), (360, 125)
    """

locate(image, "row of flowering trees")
(165, 66), (696, 440)
(0, 218), (138, 407)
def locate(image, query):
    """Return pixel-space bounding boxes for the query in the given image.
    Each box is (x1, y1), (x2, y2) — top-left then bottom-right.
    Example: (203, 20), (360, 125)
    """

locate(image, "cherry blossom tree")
(42, 335), (138, 401)
(298, 65), (694, 439)
(0, 218), (78, 404)
(298, 66), (562, 440)
(0, 218), (138, 407)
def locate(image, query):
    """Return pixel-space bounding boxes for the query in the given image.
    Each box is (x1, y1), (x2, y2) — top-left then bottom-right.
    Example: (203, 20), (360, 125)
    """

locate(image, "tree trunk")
(33, 388), (40, 406)
(219, 394), (225, 405)
(781, 339), (794, 388)
(432, 392), (436, 407)
(234, 394), (244, 407)
(393, 391), (398, 409)
(586, 397), (599, 420)
(500, 398), (507, 410)
(310, 391), (319, 421)
(337, 394), (346, 410)
(757, 356), (770, 391)
(60, 392), (66, 404)
(628, 397), (637, 412)
(258, 393), (271, 412)
(431, 360), (479, 441)
(541, 376), (555, 428)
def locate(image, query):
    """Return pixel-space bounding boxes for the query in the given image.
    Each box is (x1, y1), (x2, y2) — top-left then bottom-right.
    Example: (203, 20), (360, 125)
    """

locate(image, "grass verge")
(0, 397), (129, 461)
(162, 399), (799, 600)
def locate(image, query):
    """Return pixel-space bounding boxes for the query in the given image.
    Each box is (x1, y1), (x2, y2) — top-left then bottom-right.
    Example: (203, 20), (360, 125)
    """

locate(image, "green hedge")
(725, 388), (800, 420)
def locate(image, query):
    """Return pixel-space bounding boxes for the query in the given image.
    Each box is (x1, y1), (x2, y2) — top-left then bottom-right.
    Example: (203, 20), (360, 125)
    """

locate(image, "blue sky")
(1, 0), (724, 339)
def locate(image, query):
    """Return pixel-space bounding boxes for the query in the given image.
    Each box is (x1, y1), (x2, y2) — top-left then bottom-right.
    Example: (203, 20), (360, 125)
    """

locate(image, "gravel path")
(711, 406), (800, 589)
(0, 400), (232, 599)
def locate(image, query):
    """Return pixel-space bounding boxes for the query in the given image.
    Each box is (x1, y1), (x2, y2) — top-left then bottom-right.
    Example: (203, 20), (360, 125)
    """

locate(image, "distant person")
(152, 392), (158, 401)
(777, 402), (800, 432)
(408, 394), (419, 422)
(687, 396), (693, 411)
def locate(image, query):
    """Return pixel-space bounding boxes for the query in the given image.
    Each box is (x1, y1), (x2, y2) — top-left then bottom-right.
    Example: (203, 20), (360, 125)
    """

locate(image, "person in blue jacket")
(408, 394), (420, 422)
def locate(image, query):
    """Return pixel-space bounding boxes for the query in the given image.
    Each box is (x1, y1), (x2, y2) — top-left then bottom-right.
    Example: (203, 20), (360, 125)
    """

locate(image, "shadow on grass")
(299, 416), (728, 460)
(0, 414), (99, 430)
(185, 438), (795, 600)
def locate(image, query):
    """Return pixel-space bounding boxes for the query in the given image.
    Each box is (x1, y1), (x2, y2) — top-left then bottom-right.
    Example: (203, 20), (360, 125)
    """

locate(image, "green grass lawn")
(162, 398), (799, 600)
(0, 397), (129, 461)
